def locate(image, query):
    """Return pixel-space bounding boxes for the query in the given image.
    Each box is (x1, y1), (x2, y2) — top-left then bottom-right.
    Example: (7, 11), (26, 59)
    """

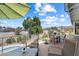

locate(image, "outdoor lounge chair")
(48, 39), (77, 56)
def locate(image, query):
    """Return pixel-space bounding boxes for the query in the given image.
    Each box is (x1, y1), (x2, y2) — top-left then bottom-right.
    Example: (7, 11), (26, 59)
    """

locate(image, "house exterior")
(64, 3), (79, 35)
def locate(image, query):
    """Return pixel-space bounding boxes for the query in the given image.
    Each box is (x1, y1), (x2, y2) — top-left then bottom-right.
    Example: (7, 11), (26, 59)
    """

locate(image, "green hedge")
(6, 38), (16, 44)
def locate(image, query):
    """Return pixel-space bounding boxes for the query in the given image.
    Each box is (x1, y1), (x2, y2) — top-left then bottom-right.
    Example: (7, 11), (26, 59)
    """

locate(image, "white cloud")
(41, 13), (71, 28)
(39, 12), (46, 16)
(35, 3), (42, 12)
(41, 16), (58, 25)
(60, 14), (64, 18)
(60, 18), (65, 22)
(3, 21), (8, 24)
(52, 22), (58, 26)
(0, 20), (8, 26)
(35, 3), (57, 16)
(43, 4), (57, 13)
(10, 25), (16, 28)
(0, 23), (4, 26)
(41, 15), (67, 27)
(1, 20), (8, 24)
(66, 14), (70, 18)
(46, 16), (58, 24)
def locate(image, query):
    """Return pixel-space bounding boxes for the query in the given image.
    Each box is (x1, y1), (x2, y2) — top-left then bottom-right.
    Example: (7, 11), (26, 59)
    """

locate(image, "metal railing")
(0, 33), (39, 54)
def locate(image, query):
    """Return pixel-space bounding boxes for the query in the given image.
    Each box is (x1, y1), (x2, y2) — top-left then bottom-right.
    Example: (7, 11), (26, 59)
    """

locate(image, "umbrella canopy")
(0, 3), (30, 19)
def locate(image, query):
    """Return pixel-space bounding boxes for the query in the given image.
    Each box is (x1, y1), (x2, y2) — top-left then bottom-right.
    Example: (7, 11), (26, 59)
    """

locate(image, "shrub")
(6, 38), (16, 44)
(42, 34), (48, 41)
(17, 35), (28, 43)
(17, 36), (22, 43)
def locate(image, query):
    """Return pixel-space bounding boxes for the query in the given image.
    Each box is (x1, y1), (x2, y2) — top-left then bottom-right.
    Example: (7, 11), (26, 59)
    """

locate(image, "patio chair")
(48, 39), (76, 56)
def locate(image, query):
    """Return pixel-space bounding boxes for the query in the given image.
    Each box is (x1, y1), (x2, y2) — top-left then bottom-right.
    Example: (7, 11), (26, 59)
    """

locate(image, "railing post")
(37, 35), (39, 56)
(2, 38), (3, 53)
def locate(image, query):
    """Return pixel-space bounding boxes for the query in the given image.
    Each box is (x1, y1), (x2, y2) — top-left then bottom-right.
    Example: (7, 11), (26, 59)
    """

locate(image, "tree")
(23, 17), (33, 30)
(31, 25), (42, 34)
(22, 17), (42, 53)
(22, 17), (33, 38)
(15, 27), (22, 35)
(22, 16), (42, 36)
(33, 16), (41, 26)
(16, 27), (22, 30)
(22, 20), (28, 30)
(32, 17), (42, 51)
(32, 16), (42, 34)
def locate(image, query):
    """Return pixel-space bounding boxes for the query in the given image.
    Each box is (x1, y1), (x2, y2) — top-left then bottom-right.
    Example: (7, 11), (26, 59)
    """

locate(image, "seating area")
(48, 39), (74, 56)
(38, 33), (79, 56)
(1, 32), (79, 56)
(48, 39), (79, 56)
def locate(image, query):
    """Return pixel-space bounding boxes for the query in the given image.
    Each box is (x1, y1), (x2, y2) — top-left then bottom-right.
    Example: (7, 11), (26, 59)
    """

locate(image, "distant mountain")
(43, 26), (73, 30)
(0, 26), (15, 32)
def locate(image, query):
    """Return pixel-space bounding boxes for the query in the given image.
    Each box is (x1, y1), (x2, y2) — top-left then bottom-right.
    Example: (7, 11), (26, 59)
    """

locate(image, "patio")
(0, 3), (79, 56)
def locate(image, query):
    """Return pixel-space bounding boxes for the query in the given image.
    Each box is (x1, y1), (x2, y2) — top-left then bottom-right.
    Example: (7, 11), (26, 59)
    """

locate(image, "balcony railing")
(0, 32), (38, 56)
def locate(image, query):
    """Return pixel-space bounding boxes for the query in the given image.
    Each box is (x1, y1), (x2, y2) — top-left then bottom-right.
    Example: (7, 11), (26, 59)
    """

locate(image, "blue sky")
(0, 3), (72, 28)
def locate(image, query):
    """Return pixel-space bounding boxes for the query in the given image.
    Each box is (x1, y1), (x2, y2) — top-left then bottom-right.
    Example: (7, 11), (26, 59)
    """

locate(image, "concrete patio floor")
(38, 41), (64, 56)
(0, 41), (64, 56)
(38, 43), (49, 56)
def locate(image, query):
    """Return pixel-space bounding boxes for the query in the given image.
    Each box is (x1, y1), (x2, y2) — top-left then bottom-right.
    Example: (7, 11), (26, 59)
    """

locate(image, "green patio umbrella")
(0, 3), (30, 19)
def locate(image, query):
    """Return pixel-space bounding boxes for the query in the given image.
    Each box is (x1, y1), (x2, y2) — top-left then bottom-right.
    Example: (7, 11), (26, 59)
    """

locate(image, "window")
(75, 22), (79, 34)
